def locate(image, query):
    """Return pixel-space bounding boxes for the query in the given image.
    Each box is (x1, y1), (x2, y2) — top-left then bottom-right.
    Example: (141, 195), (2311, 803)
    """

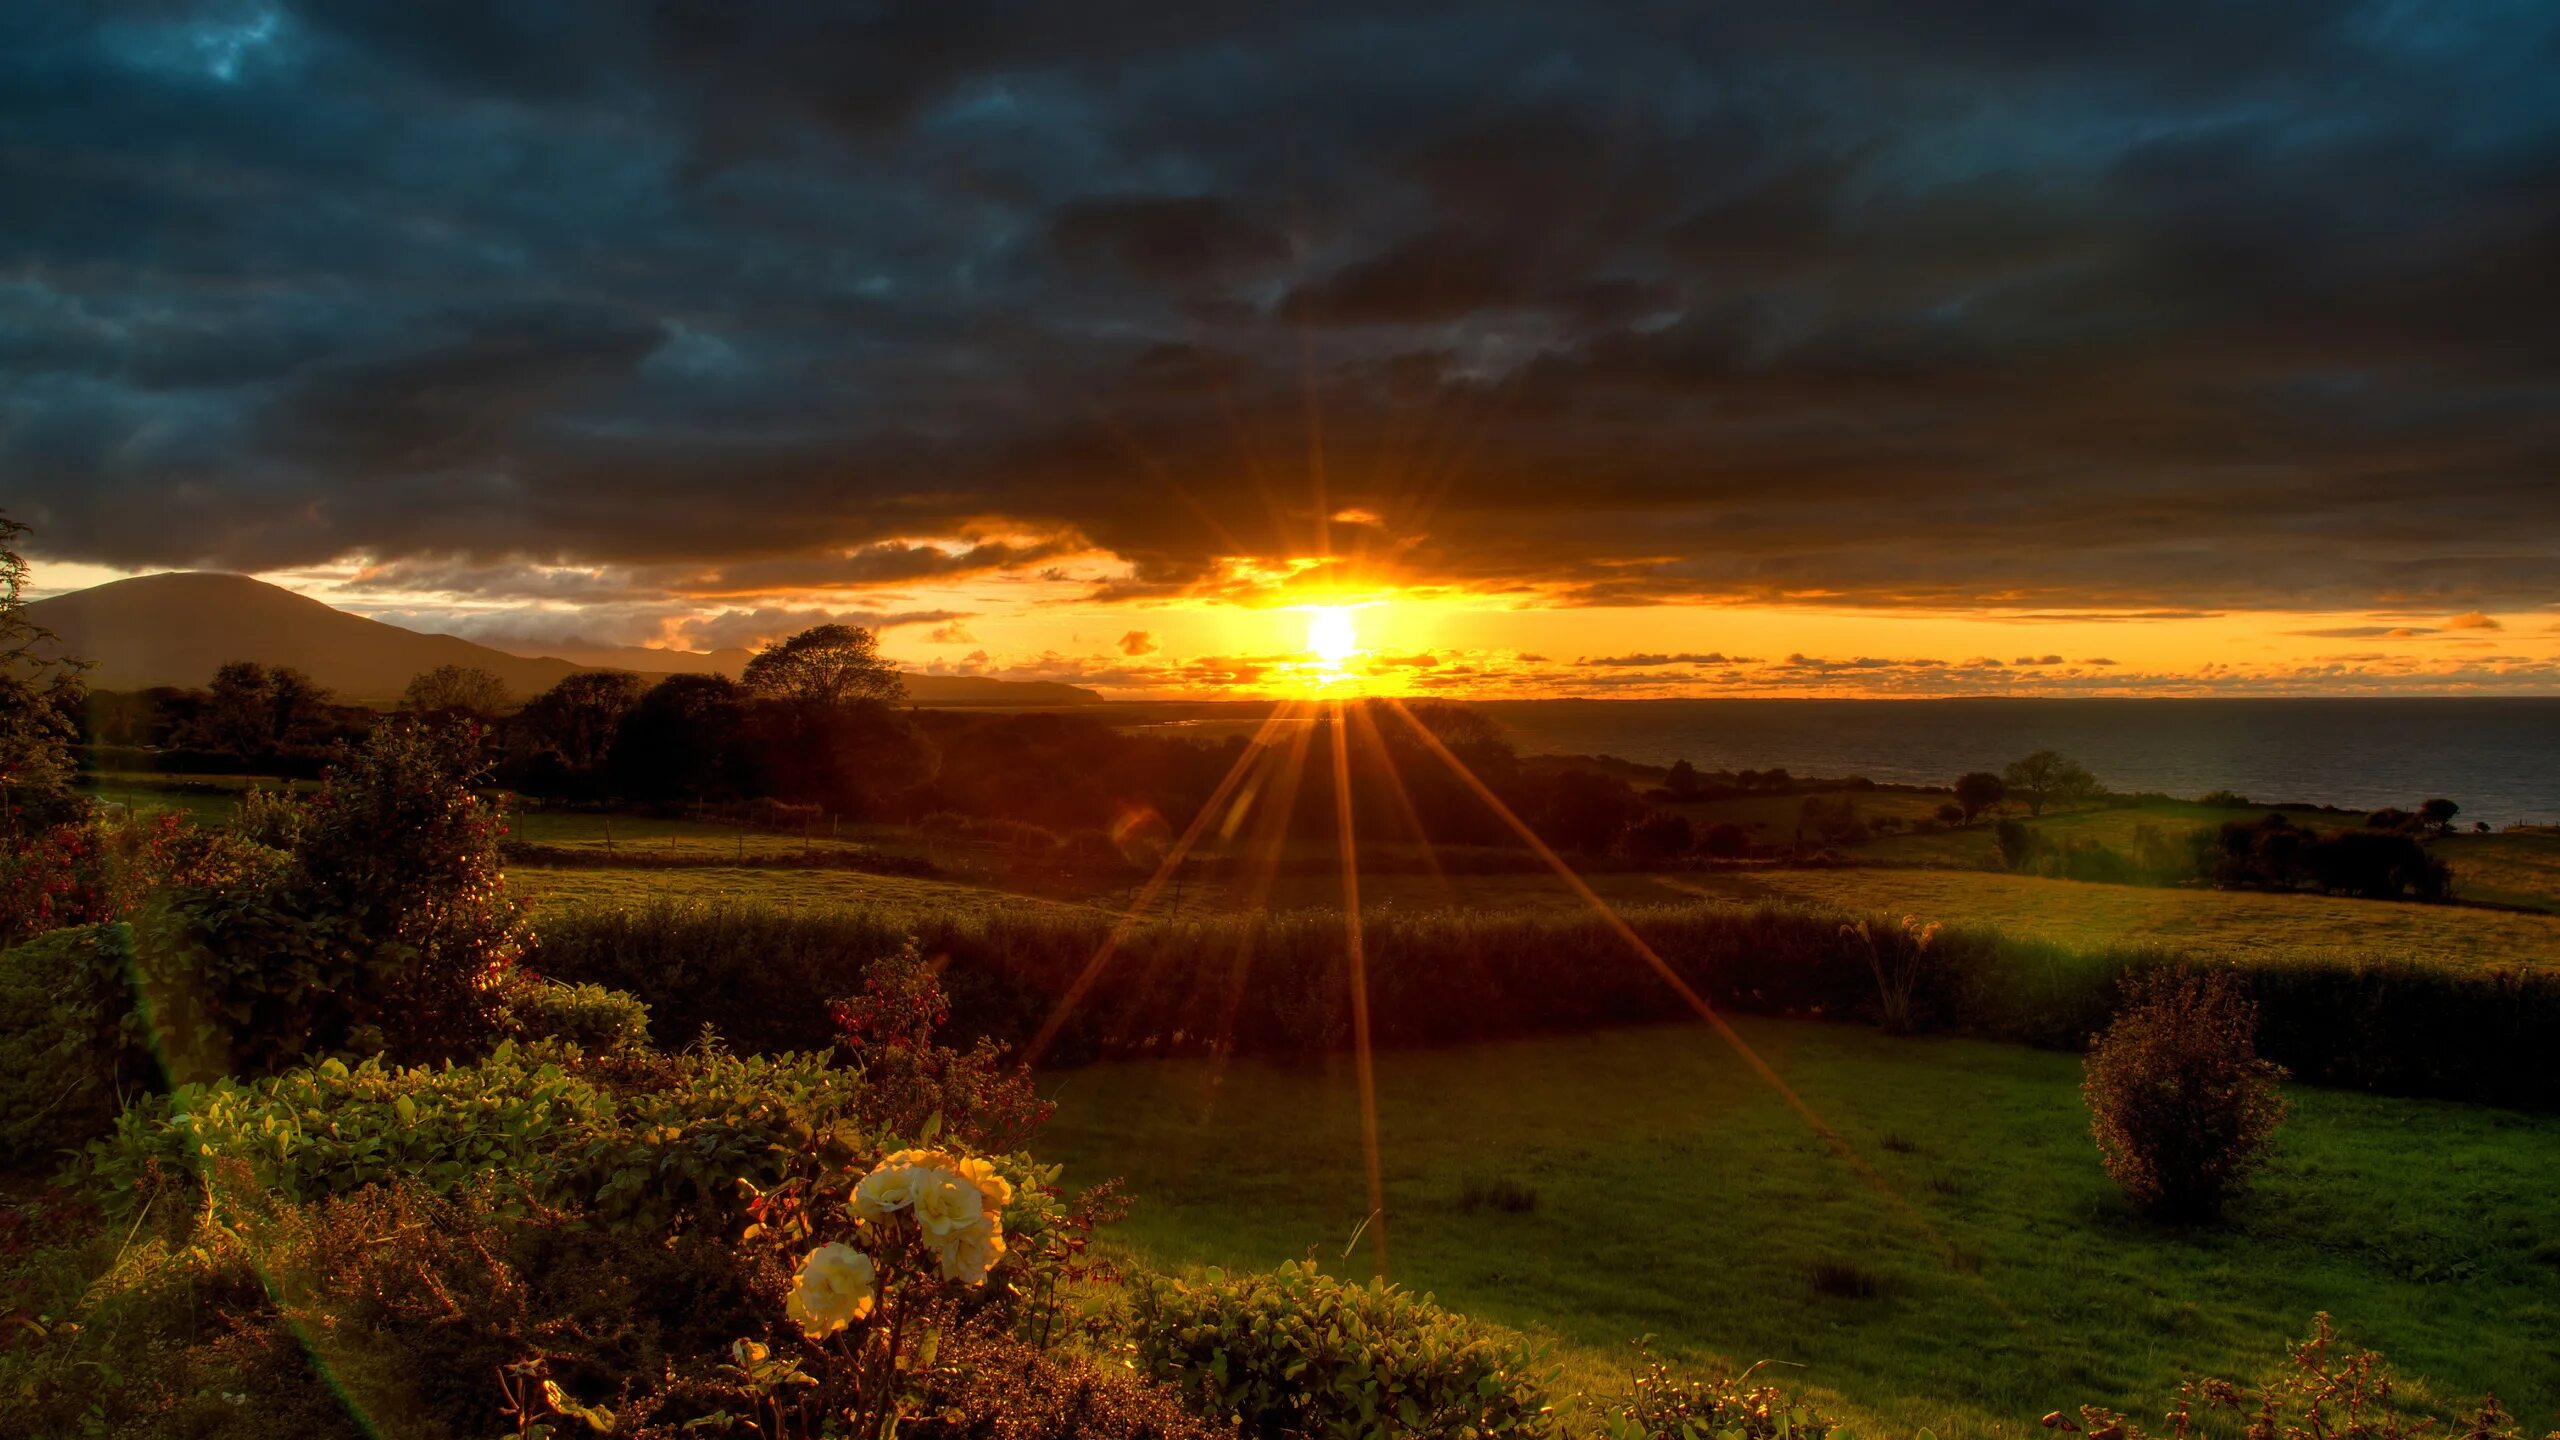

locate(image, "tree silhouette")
(402, 665), (513, 724)
(741, 624), (906, 707)
(521, 670), (646, 774)
(1953, 771), (2006, 824)
(0, 511), (87, 830)
(2002, 749), (2096, 817)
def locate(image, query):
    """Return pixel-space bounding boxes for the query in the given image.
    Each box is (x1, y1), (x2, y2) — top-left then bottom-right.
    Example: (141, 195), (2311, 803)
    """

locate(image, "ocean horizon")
(1474, 696), (2560, 827)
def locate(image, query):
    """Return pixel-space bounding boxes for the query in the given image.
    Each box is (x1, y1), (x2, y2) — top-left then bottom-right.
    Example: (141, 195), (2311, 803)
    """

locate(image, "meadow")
(1037, 1020), (2560, 1437)
(40, 761), (2560, 1437)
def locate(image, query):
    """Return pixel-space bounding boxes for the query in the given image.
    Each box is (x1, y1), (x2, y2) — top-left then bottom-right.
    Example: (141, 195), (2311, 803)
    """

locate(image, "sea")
(1475, 698), (2560, 828)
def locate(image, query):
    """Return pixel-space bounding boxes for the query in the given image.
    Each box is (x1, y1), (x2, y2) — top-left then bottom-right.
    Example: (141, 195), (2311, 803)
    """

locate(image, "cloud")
(672, 607), (971, 651)
(1578, 652), (1737, 667)
(1117, 630), (1159, 656)
(2290, 626), (2437, 639)
(2446, 611), (2505, 630)
(5, 0), (2558, 618)
(927, 621), (978, 644)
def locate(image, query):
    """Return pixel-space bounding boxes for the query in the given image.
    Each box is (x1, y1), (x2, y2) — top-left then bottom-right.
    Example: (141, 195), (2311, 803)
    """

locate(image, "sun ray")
(1329, 699), (1390, 1279)
(1375, 696), (1985, 1275)
(1019, 700), (1307, 1068)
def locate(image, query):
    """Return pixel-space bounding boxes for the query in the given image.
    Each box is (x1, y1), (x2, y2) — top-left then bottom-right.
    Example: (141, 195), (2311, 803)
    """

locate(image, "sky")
(8, 1), (2560, 697)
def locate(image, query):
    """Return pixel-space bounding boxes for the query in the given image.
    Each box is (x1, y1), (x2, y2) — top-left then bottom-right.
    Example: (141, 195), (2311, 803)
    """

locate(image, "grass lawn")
(510, 863), (1100, 917)
(1038, 1021), (2560, 1438)
(1654, 868), (2560, 971)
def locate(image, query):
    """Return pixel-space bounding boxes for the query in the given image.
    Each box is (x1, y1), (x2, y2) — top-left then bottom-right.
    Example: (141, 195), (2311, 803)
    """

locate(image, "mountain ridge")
(25, 573), (1106, 706)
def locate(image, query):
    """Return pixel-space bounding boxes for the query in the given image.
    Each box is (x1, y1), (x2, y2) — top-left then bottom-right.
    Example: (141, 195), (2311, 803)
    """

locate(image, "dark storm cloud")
(8, 0), (2560, 611)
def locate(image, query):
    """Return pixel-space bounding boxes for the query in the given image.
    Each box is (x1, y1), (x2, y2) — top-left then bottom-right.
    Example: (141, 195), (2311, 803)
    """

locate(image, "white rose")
(784, 1243), (876, 1339)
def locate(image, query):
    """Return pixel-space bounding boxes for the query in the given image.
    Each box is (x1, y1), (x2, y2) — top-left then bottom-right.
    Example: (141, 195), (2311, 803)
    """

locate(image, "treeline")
(532, 896), (2560, 1113)
(1998, 807), (2460, 901)
(72, 630), (1759, 862)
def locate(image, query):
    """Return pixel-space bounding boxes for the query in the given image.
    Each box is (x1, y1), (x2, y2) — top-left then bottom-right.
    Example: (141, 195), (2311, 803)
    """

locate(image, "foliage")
(520, 669), (648, 773)
(1600, 1343), (1847, 1440)
(0, 923), (149, 1165)
(0, 808), (259, 948)
(909, 1330), (1240, 1438)
(2003, 751), (2098, 817)
(84, 1037), (875, 1232)
(1125, 1261), (1558, 1439)
(2084, 968), (2288, 1220)
(1841, 912), (1939, 1032)
(612, 672), (755, 802)
(2204, 814), (2452, 900)
(181, 660), (337, 758)
(531, 895), (2560, 1111)
(2049, 1313), (2560, 1440)
(0, 510), (87, 833)
(742, 623), (908, 707)
(499, 973), (654, 1051)
(1954, 771), (2006, 823)
(833, 940), (1055, 1152)
(284, 717), (529, 1055)
(401, 662), (514, 722)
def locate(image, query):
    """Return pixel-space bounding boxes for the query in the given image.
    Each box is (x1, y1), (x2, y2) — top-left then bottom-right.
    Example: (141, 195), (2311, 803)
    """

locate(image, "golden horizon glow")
(26, 552), (2560, 700)
(1306, 606), (1359, 666)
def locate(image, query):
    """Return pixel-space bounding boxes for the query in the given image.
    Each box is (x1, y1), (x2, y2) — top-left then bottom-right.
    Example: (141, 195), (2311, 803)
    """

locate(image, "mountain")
(27, 573), (589, 700)
(26, 573), (1106, 706)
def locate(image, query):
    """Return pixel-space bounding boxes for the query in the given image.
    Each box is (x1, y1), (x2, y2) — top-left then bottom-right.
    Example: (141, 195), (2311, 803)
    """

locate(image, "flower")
(784, 1243), (876, 1339)
(926, 1214), (1007, 1284)
(909, 1167), (987, 1239)
(852, 1162), (924, 1221)
(955, 1156), (1013, 1213)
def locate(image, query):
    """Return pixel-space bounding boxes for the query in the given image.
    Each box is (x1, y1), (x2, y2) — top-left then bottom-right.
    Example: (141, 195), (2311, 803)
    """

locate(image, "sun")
(1306, 606), (1359, 665)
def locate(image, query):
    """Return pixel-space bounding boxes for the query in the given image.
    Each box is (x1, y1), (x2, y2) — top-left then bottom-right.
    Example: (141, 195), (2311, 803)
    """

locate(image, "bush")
(1125, 1261), (1556, 1439)
(2050, 1312), (2560, 1440)
(497, 974), (653, 1051)
(85, 1038), (876, 1232)
(2083, 968), (2288, 1220)
(913, 1331), (1239, 1439)
(0, 922), (148, 1165)
(1602, 1343), (1845, 1440)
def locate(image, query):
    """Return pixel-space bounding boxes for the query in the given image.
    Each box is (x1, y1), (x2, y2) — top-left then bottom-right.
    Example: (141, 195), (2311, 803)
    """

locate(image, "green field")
(1039, 1021), (2560, 1438)
(512, 864), (1099, 917)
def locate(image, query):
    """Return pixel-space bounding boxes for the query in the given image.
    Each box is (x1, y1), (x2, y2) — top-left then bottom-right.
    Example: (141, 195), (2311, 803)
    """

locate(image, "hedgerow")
(531, 897), (2560, 1110)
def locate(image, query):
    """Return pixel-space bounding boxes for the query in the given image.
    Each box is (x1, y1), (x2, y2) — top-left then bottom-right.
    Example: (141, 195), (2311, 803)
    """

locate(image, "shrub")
(912, 1331), (1239, 1439)
(1125, 1261), (1557, 1439)
(2048, 1313), (2560, 1440)
(498, 974), (652, 1051)
(84, 1039), (876, 1233)
(1602, 1343), (1846, 1440)
(832, 940), (1055, 1151)
(0, 922), (149, 1166)
(2083, 968), (2288, 1220)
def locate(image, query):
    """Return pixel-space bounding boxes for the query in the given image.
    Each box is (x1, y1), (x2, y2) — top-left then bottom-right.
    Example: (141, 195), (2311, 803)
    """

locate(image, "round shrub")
(1125, 1261), (1556, 1439)
(2083, 967), (2288, 1220)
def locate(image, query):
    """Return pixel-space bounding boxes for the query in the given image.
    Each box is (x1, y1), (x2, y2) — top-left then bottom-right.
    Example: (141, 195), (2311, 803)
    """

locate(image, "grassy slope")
(1658, 869), (2560, 972)
(1039, 1021), (2560, 1438)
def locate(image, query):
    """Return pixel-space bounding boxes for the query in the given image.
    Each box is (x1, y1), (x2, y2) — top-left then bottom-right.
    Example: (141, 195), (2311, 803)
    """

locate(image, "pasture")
(1039, 1020), (2560, 1438)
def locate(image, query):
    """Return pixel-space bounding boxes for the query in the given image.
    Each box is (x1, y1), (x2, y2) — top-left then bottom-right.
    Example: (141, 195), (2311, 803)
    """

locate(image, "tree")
(610, 674), (751, 802)
(1663, 759), (1705, 801)
(2417, 797), (2460, 835)
(741, 625), (906, 707)
(520, 670), (646, 775)
(2002, 749), (2095, 817)
(0, 511), (87, 831)
(402, 665), (513, 723)
(185, 661), (335, 757)
(1953, 771), (2005, 824)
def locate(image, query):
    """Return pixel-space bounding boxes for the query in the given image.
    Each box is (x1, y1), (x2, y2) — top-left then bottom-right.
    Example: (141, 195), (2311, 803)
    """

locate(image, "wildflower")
(785, 1243), (876, 1338)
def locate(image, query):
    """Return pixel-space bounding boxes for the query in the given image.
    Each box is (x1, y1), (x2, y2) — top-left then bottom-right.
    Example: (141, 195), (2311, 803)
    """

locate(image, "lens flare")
(1306, 606), (1357, 665)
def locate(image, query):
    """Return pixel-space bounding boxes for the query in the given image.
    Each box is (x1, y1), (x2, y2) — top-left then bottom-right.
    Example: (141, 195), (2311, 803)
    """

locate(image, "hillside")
(26, 572), (1106, 705)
